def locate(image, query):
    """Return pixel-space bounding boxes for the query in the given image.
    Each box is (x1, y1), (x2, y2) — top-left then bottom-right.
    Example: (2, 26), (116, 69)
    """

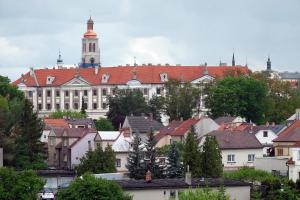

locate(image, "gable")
(191, 75), (214, 84)
(62, 76), (90, 87)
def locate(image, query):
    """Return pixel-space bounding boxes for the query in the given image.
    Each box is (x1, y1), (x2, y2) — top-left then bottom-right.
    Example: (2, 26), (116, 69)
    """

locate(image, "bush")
(223, 167), (274, 182)
(56, 173), (132, 200)
(178, 188), (230, 200)
(49, 110), (87, 119)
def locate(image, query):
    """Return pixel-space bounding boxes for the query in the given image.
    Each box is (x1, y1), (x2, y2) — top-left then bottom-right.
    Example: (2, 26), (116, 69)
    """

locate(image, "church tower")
(80, 17), (100, 68)
(267, 57), (271, 71)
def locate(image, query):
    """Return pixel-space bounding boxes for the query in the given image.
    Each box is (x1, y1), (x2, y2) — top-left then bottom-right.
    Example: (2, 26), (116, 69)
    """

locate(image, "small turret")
(57, 50), (63, 69)
(267, 57), (271, 71)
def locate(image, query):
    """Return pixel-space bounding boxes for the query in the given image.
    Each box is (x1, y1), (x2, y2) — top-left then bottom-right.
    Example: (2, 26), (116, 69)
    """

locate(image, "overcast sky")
(0, 0), (299, 81)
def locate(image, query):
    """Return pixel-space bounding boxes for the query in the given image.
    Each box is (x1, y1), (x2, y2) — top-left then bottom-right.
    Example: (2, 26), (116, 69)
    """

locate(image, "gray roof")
(279, 72), (300, 80)
(126, 116), (162, 133)
(250, 125), (286, 135)
(116, 178), (250, 190)
(67, 118), (95, 128)
(214, 116), (236, 125)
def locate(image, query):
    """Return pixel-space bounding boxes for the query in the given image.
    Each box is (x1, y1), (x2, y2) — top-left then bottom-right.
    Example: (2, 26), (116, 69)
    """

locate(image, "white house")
(287, 143), (300, 182)
(203, 130), (264, 170)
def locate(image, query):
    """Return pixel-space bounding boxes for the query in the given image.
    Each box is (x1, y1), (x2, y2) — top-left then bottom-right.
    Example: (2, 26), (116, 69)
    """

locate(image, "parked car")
(38, 188), (54, 200)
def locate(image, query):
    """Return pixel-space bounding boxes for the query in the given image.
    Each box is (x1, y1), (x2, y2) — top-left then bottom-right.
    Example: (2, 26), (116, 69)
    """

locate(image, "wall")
(126, 186), (250, 200)
(273, 141), (295, 157)
(222, 149), (263, 170)
(254, 157), (288, 176)
(71, 132), (97, 167)
(255, 130), (277, 146)
(194, 118), (219, 138)
(41, 130), (50, 143)
(116, 152), (129, 172)
(289, 147), (300, 182)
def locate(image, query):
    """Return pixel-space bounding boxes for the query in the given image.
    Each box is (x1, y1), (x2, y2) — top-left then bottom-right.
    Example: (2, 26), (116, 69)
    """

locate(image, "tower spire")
(267, 56), (271, 71)
(57, 50), (63, 69)
(232, 52), (235, 66)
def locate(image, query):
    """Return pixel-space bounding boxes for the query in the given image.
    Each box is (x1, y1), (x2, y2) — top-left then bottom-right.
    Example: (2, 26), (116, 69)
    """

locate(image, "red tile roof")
(44, 118), (69, 129)
(170, 118), (201, 136)
(273, 120), (300, 142)
(154, 120), (183, 141)
(13, 65), (250, 87)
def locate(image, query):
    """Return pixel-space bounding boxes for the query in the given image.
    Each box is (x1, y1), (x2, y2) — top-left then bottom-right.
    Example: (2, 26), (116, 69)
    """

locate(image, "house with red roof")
(155, 117), (219, 148)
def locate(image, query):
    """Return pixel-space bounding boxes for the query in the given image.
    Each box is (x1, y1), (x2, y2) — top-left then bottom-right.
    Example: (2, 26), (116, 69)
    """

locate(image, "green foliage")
(56, 173), (132, 200)
(49, 110), (87, 119)
(157, 142), (184, 157)
(201, 136), (223, 178)
(182, 127), (202, 177)
(0, 167), (45, 200)
(223, 167), (275, 183)
(148, 95), (164, 122)
(166, 142), (184, 178)
(75, 144), (116, 175)
(126, 134), (147, 179)
(178, 188), (230, 200)
(107, 89), (151, 129)
(250, 188), (261, 200)
(206, 76), (268, 124)
(164, 79), (201, 121)
(15, 99), (47, 170)
(94, 117), (115, 131)
(80, 96), (87, 115)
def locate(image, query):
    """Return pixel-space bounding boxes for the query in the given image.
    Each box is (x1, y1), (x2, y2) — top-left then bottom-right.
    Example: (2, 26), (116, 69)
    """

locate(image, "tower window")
(65, 91), (69, 97)
(89, 43), (92, 52)
(83, 43), (86, 52)
(90, 57), (95, 64)
(93, 43), (96, 52)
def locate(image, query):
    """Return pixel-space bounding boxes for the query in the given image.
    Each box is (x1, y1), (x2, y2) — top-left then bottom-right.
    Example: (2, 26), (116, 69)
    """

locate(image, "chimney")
(266, 121), (269, 127)
(272, 122), (275, 127)
(145, 170), (152, 183)
(185, 165), (192, 185)
(95, 65), (99, 75)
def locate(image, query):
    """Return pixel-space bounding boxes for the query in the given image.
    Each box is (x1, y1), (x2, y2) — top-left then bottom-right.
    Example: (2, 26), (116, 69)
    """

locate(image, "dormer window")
(102, 74), (110, 83)
(160, 73), (168, 82)
(46, 76), (55, 85)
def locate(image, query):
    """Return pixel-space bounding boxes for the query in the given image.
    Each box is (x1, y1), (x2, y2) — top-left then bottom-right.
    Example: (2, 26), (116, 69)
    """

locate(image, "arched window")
(93, 43), (96, 52)
(90, 57), (95, 64)
(89, 43), (92, 52)
(83, 43), (86, 52)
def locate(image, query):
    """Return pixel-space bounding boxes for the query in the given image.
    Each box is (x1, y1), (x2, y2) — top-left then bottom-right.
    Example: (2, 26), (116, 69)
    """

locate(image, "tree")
(182, 126), (202, 177)
(178, 188), (230, 200)
(94, 117), (115, 131)
(80, 96), (86, 115)
(164, 79), (201, 121)
(0, 167), (45, 200)
(206, 76), (268, 124)
(49, 110), (87, 119)
(144, 129), (163, 179)
(126, 134), (147, 179)
(15, 99), (46, 169)
(201, 136), (223, 178)
(75, 144), (116, 175)
(56, 173), (132, 200)
(148, 95), (164, 122)
(107, 89), (150, 129)
(166, 142), (184, 178)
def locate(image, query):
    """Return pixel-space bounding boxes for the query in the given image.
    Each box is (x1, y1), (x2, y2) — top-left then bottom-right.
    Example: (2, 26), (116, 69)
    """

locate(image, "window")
(248, 154), (255, 162)
(63, 154), (67, 162)
(28, 91), (33, 97)
(93, 103), (97, 109)
(47, 104), (51, 110)
(297, 151), (300, 160)
(156, 88), (161, 95)
(84, 90), (88, 96)
(102, 88), (107, 96)
(227, 154), (235, 162)
(82, 42), (86, 52)
(88, 141), (92, 151)
(63, 138), (67, 147)
(65, 103), (69, 110)
(74, 103), (79, 109)
(47, 90), (51, 97)
(143, 88), (148, 96)
(102, 103), (107, 109)
(38, 90), (42, 97)
(115, 159), (121, 168)
(89, 43), (92, 52)
(54, 153), (56, 160)
(65, 91), (69, 97)
(74, 90), (79, 97)
(38, 104), (42, 110)
(92, 43), (96, 52)
(93, 89), (97, 96)
(83, 103), (88, 110)
(277, 148), (283, 156)
(44, 135), (47, 139)
(263, 131), (268, 137)
(56, 90), (60, 97)
(170, 190), (176, 198)
(56, 103), (60, 110)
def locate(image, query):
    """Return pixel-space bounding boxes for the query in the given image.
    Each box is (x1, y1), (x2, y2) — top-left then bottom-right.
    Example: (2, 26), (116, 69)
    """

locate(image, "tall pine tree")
(201, 135), (223, 177)
(144, 128), (163, 179)
(126, 134), (146, 179)
(15, 99), (46, 169)
(166, 142), (183, 178)
(183, 126), (202, 177)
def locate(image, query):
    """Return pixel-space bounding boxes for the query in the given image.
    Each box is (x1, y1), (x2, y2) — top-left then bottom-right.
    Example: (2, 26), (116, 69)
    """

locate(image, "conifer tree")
(81, 96), (86, 115)
(201, 135), (223, 177)
(126, 134), (146, 179)
(103, 145), (117, 173)
(182, 126), (202, 177)
(166, 142), (184, 178)
(144, 128), (163, 179)
(15, 99), (46, 169)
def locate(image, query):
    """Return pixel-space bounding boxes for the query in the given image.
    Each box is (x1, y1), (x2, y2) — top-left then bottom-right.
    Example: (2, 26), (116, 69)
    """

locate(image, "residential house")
(203, 130), (263, 170)
(155, 117), (219, 148)
(0, 148), (3, 167)
(42, 118), (69, 143)
(273, 120), (300, 157)
(122, 115), (162, 140)
(286, 142), (300, 182)
(287, 109), (300, 125)
(67, 118), (95, 128)
(214, 116), (246, 129)
(250, 123), (286, 156)
(95, 131), (121, 149)
(47, 128), (96, 169)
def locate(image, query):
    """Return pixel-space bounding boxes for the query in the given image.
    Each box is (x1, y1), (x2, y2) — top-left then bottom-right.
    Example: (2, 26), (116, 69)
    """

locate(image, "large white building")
(13, 17), (250, 120)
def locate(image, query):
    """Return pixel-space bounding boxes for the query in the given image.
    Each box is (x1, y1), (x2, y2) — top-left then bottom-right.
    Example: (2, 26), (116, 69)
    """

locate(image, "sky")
(0, 0), (299, 81)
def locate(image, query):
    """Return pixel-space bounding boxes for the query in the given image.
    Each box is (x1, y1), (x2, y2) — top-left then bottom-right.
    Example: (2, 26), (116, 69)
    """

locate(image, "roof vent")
(46, 76), (55, 85)
(176, 64), (181, 66)
(148, 63), (152, 66)
(157, 63), (161, 66)
(142, 64), (146, 66)
(126, 64), (130, 67)
(165, 63), (170, 66)
(101, 74), (110, 83)
(160, 73), (168, 82)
